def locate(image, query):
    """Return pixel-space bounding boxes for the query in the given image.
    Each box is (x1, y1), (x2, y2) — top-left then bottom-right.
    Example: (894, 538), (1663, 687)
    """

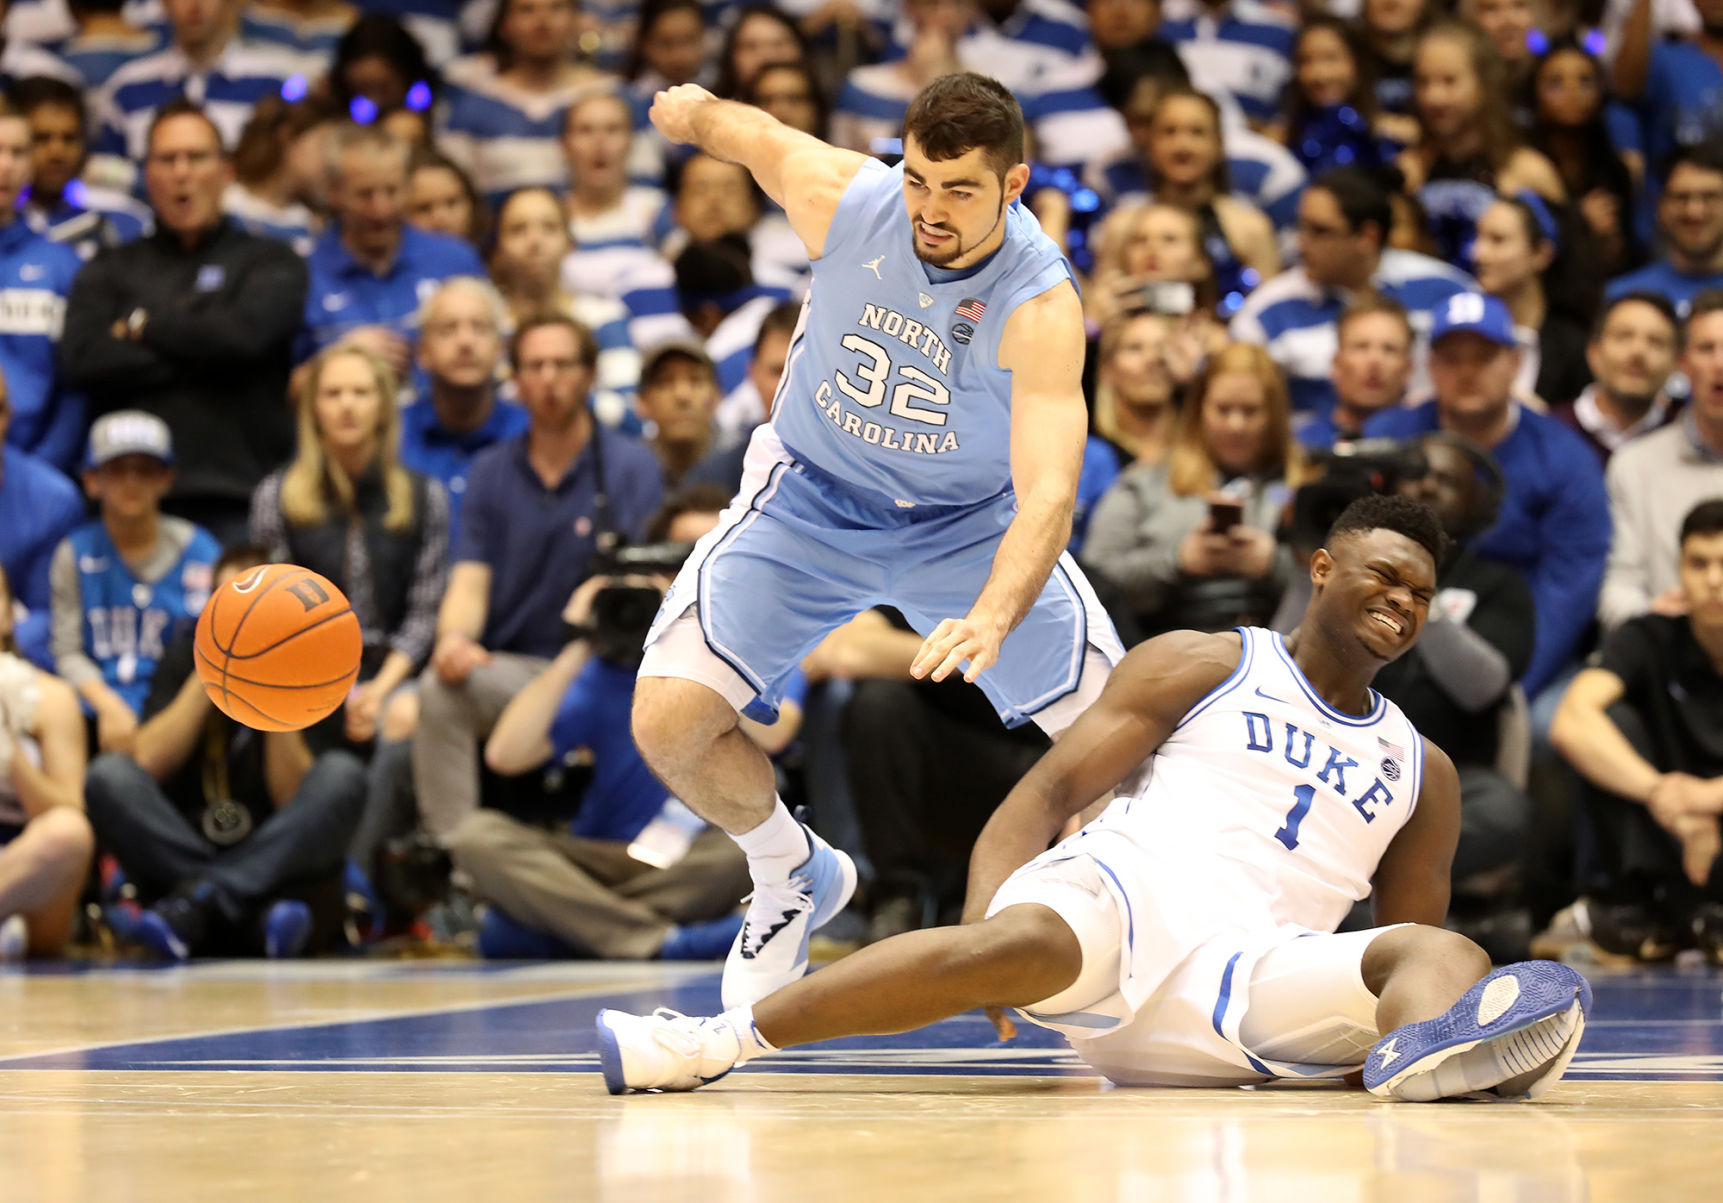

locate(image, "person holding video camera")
(446, 547), (752, 961)
(1083, 343), (1303, 638)
(411, 315), (663, 844)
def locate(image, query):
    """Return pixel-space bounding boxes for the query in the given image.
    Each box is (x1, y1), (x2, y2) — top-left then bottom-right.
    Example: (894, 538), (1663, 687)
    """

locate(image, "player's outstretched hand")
(650, 83), (718, 145)
(911, 615), (1005, 684)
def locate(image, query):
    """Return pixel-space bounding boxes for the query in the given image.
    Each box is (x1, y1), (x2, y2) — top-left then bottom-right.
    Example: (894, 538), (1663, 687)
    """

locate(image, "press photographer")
(443, 500), (771, 962)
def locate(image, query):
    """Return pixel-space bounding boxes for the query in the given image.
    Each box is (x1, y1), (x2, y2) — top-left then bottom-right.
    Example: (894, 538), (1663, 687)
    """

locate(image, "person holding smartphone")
(1084, 343), (1310, 639)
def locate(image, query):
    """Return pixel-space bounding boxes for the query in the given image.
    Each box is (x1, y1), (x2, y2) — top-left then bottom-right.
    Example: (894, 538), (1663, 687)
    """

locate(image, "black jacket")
(58, 219), (308, 504)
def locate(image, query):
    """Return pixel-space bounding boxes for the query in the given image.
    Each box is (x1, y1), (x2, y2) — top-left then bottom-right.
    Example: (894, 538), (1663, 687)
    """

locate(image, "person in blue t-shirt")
(447, 487), (798, 961)
(48, 410), (220, 756)
(1366, 291), (1612, 702)
(0, 372), (84, 670)
(1606, 145), (1723, 319)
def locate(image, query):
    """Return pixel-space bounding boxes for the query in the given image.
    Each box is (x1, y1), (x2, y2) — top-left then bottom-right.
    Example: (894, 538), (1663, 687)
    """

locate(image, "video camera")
(1290, 438), (1428, 549)
(570, 541), (697, 666)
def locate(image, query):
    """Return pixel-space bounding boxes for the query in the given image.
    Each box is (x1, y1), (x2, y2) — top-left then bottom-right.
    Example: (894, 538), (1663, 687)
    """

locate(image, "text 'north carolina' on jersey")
(769, 159), (1075, 508)
(1090, 627), (1426, 938)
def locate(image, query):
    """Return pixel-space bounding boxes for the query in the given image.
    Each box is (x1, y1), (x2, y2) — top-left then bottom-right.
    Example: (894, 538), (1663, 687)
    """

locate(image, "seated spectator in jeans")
(1368, 291), (1611, 701)
(451, 568), (750, 961)
(1551, 499), (1723, 964)
(412, 315), (662, 844)
(0, 565), (94, 960)
(805, 606), (1047, 946)
(84, 546), (367, 962)
(397, 277), (528, 540)
(50, 412), (220, 758)
(0, 372), (83, 669)
(250, 343), (449, 751)
(1599, 291), (1723, 632)
(1083, 343), (1301, 637)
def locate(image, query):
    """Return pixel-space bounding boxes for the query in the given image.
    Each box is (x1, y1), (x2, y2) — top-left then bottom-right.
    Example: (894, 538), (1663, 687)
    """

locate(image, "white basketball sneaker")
(721, 823), (856, 1010)
(596, 1008), (742, 1095)
(1365, 961), (1591, 1101)
(0, 914), (26, 963)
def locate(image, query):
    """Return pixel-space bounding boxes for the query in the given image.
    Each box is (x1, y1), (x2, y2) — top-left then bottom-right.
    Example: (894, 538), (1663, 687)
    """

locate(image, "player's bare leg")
(632, 675), (860, 1008)
(1360, 925), (1493, 1031)
(596, 904), (1083, 1093)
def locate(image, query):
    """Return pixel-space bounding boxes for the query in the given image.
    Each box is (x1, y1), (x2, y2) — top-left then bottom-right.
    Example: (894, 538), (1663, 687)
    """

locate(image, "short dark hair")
(1327, 494), (1450, 567)
(1310, 167), (1392, 246)
(902, 72), (1025, 179)
(8, 75), (85, 127)
(1681, 499), (1723, 545)
(647, 482), (735, 542)
(1659, 141), (1723, 190)
(674, 234), (754, 311)
(1688, 289), (1723, 336)
(146, 97), (225, 157)
(1589, 290), (1680, 344)
(509, 313), (599, 371)
(754, 300), (802, 355)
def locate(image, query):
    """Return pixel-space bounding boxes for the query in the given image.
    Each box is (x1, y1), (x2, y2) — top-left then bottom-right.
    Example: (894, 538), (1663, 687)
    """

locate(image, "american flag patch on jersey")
(1378, 735), (1407, 760)
(956, 298), (986, 321)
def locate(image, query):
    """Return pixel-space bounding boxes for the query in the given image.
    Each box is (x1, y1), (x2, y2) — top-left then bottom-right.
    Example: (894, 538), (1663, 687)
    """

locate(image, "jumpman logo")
(1377, 1037), (1401, 1066)
(862, 255), (885, 279)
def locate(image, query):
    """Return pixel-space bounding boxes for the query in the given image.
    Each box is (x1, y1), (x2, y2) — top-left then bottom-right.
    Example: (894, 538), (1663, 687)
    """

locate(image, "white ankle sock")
(733, 800), (810, 885)
(716, 1005), (778, 1065)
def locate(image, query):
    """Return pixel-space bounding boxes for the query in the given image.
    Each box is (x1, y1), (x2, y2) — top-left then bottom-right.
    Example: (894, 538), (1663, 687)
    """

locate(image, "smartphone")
(1140, 281), (1195, 316)
(1208, 498), (1244, 534)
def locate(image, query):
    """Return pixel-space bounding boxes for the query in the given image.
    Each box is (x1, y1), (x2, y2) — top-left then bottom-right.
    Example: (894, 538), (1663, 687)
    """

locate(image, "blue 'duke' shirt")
(770, 160), (1074, 508)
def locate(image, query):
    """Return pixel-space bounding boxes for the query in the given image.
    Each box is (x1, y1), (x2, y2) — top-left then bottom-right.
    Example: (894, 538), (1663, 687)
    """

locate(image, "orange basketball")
(194, 563), (363, 732)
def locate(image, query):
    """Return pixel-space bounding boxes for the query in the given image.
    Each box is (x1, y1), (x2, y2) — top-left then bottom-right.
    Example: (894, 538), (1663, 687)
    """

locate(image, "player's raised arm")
(649, 83), (870, 260)
(962, 630), (1242, 923)
(1368, 738), (1461, 928)
(910, 280), (1089, 685)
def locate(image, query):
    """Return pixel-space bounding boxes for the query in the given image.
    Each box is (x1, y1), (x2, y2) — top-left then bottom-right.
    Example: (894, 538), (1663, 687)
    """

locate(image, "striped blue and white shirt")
(50, 24), (162, 90)
(879, 0), (1129, 169)
(222, 183), (317, 257)
(1230, 249), (1474, 415)
(240, 4), (353, 65)
(438, 71), (617, 211)
(1160, 0), (1296, 125)
(89, 38), (308, 194)
(1090, 123), (1306, 230)
(0, 33), (81, 89)
(22, 183), (152, 261)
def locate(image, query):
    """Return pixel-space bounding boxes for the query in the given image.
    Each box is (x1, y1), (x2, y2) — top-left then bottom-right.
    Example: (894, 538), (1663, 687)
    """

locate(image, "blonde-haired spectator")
(250, 342), (449, 747)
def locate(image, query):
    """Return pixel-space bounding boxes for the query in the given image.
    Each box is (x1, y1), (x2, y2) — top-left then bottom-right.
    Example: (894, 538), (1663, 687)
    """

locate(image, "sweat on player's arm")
(649, 83), (869, 257)
(911, 281), (1091, 685)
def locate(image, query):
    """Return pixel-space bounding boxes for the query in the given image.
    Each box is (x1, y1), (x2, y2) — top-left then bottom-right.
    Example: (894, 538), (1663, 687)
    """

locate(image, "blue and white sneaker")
(721, 823), (856, 1010)
(596, 1008), (739, 1095)
(264, 900), (313, 959)
(1365, 961), (1592, 1101)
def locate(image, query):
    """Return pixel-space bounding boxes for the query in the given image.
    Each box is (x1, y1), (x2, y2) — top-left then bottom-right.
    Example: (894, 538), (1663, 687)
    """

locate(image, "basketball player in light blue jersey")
(600, 496), (1593, 1102)
(632, 73), (1125, 1008)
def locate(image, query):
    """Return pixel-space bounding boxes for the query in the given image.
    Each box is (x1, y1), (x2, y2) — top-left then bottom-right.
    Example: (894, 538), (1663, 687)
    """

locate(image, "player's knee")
(631, 677), (734, 773)
(975, 905), (1084, 997)
(1362, 924), (1492, 995)
(27, 806), (95, 869)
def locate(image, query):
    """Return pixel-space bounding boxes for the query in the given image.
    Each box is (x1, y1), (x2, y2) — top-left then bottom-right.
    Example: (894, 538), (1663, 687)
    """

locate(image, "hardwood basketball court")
(0, 960), (1716, 1201)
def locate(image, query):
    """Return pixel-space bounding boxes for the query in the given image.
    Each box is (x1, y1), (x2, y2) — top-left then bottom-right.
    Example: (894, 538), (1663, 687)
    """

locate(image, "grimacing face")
(901, 135), (1027, 268)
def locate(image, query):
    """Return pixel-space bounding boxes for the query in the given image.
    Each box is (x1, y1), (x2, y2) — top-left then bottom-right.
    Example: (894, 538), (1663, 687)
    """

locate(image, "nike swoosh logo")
(739, 909), (800, 960)
(1254, 686), (1288, 704)
(232, 566), (270, 594)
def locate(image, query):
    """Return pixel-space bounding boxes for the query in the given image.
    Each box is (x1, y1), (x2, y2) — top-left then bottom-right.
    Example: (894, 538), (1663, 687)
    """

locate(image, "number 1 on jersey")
(1274, 784), (1316, 851)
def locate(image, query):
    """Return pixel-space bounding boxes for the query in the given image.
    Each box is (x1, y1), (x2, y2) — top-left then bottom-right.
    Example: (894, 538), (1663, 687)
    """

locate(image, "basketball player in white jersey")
(599, 497), (1592, 1101)
(632, 74), (1123, 1010)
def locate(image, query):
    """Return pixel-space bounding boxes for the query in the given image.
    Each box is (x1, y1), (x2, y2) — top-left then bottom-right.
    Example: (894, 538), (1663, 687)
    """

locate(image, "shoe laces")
(737, 876), (813, 958)
(648, 1008), (709, 1059)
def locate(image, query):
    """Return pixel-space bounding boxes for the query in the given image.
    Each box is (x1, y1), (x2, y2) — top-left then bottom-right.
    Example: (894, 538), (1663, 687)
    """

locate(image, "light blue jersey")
(770, 159), (1074, 508)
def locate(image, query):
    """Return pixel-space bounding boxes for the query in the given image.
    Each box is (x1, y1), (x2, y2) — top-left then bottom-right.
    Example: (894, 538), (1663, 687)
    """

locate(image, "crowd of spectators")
(1, 0), (1722, 966)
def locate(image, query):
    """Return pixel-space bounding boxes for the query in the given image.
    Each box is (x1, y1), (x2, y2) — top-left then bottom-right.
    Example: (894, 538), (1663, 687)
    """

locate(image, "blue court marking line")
(1, 965), (1718, 1082)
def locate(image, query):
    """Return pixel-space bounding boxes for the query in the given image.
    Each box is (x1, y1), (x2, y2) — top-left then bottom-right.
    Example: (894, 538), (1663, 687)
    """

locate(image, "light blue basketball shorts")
(640, 428), (1125, 732)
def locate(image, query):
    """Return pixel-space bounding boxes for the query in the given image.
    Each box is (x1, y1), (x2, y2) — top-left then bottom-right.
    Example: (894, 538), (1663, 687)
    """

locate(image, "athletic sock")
(733, 799), (811, 885)
(714, 1005), (778, 1066)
